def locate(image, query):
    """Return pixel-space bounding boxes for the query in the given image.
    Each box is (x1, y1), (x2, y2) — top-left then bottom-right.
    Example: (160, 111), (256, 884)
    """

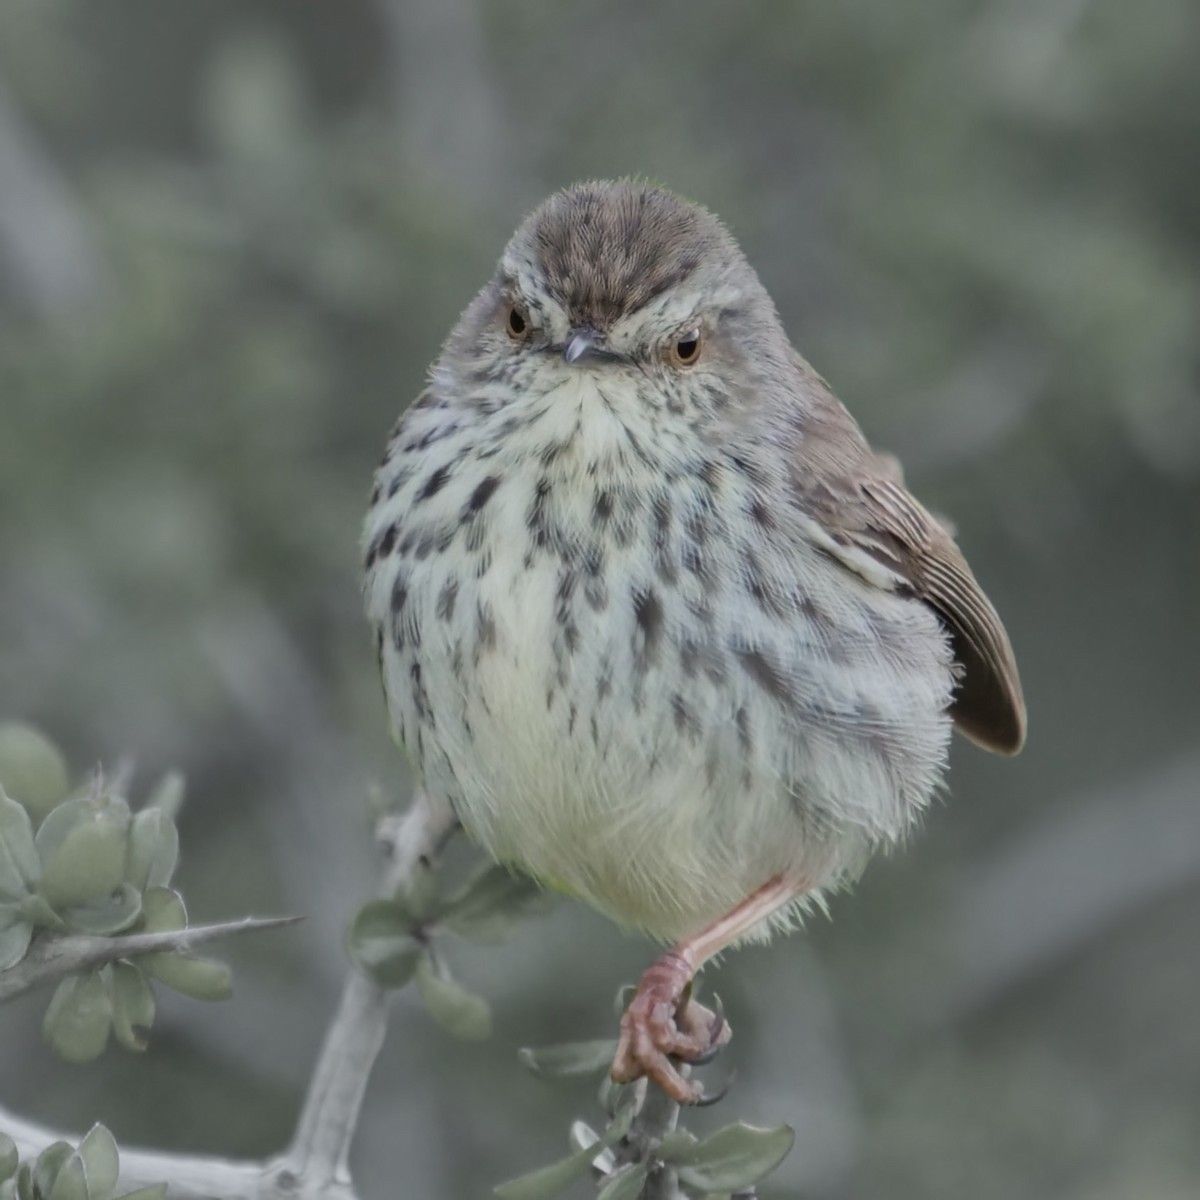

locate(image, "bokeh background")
(2, 2), (1199, 1196)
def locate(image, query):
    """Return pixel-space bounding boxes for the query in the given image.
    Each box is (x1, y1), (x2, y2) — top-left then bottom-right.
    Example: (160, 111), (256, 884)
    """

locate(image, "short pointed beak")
(563, 327), (603, 364)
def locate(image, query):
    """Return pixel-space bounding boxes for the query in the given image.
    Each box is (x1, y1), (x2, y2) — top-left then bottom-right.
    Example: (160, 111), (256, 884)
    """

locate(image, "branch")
(0, 916), (301, 1004)
(278, 792), (457, 1191)
(0, 791), (456, 1200)
(635, 1080), (684, 1200)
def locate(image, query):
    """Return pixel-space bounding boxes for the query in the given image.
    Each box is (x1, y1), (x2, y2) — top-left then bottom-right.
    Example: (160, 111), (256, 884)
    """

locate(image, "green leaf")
(437, 864), (553, 944)
(596, 1164), (649, 1200)
(32, 1144), (72, 1200)
(18, 894), (66, 932)
(34, 799), (93, 865)
(659, 1122), (795, 1193)
(0, 725), (70, 824)
(139, 888), (186, 933)
(0, 1133), (18, 1184)
(17, 1162), (34, 1200)
(47, 1153), (87, 1200)
(142, 771), (185, 822)
(0, 788), (41, 897)
(109, 962), (155, 1051)
(38, 797), (131, 911)
(518, 1039), (618, 1079)
(62, 884), (142, 936)
(414, 956), (491, 1041)
(77, 1126), (119, 1199)
(0, 917), (33, 970)
(493, 1106), (633, 1200)
(141, 952), (232, 1001)
(43, 974), (112, 1063)
(0, 1178), (15, 1200)
(348, 900), (423, 986)
(492, 1144), (599, 1200)
(125, 808), (179, 892)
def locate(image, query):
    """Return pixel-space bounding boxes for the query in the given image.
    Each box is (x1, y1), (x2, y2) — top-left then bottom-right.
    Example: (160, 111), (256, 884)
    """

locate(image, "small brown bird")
(363, 180), (1025, 1102)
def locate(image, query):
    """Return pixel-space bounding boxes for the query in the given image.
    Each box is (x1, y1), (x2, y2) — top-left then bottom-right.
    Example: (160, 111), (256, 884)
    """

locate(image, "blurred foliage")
(0, 2), (1198, 1198)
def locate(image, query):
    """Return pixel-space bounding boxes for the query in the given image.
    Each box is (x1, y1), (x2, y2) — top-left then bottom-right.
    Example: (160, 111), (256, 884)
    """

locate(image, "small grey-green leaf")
(0, 724), (70, 824)
(0, 918), (32, 970)
(348, 900), (422, 986)
(77, 1126), (119, 1199)
(117, 1187), (167, 1200)
(661, 1123), (795, 1193)
(566, 1121), (602, 1156)
(139, 887), (186, 933)
(492, 1145), (597, 1200)
(34, 799), (94, 865)
(596, 1163), (649, 1200)
(110, 962), (155, 1052)
(142, 770), (185, 822)
(47, 1153), (87, 1200)
(0, 1133), (17, 1184)
(43, 974), (112, 1063)
(438, 864), (552, 944)
(39, 800), (131, 911)
(415, 956), (491, 1041)
(63, 884), (142, 936)
(0, 1177), (15, 1200)
(656, 1131), (698, 1160)
(17, 1162), (34, 1200)
(0, 788), (40, 895)
(32, 1144), (72, 1200)
(518, 1039), (618, 1079)
(141, 952), (232, 1001)
(19, 893), (66, 931)
(125, 808), (179, 891)
(494, 1107), (634, 1200)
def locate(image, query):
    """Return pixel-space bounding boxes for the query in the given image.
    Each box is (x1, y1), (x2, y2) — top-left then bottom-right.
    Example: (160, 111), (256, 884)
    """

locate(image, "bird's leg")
(611, 874), (806, 1103)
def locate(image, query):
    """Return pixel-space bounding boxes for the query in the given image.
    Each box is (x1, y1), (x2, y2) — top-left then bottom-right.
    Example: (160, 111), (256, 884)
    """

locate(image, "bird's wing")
(788, 378), (1026, 755)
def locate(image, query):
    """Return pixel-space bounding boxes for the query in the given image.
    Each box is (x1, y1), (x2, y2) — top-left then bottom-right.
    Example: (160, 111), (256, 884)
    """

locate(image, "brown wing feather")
(855, 477), (1026, 753)
(787, 366), (1026, 754)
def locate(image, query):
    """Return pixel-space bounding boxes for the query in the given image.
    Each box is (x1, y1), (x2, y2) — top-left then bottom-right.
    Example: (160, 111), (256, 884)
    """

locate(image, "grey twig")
(0, 792), (455, 1200)
(610, 1074), (685, 1199)
(279, 791), (457, 1192)
(637, 1079), (684, 1200)
(0, 916), (301, 1004)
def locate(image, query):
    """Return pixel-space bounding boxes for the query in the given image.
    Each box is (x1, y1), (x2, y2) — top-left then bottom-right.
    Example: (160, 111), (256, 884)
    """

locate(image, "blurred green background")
(2, 1), (1199, 1196)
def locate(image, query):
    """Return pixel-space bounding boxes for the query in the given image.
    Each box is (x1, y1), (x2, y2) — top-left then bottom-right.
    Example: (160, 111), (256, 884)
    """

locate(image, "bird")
(362, 179), (1026, 1103)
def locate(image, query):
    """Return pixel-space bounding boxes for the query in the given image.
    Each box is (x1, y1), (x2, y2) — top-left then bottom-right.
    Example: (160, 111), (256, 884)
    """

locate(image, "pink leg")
(611, 875), (806, 1103)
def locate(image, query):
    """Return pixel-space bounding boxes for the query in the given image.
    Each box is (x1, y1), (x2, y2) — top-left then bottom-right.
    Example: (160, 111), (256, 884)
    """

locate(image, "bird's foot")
(610, 952), (730, 1104)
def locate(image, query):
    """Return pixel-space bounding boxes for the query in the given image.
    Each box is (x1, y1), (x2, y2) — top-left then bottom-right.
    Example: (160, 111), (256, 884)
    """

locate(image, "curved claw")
(693, 1068), (736, 1107)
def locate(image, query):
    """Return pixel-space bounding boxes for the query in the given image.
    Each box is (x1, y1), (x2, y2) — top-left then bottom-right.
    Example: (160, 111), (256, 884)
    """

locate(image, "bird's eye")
(506, 302), (530, 342)
(669, 328), (702, 367)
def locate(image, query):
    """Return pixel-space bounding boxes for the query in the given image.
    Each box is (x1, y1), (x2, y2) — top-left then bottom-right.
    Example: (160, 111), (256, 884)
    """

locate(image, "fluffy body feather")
(362, 181), (1024, 945)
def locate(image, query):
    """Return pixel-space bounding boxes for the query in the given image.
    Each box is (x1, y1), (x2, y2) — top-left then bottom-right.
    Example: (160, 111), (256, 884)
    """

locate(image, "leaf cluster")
(0, 1125), (163, 1200)
(349, 859), (554, 1043)
(0, 723), (232, 1061)
(497, 1031), (794, 1199)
